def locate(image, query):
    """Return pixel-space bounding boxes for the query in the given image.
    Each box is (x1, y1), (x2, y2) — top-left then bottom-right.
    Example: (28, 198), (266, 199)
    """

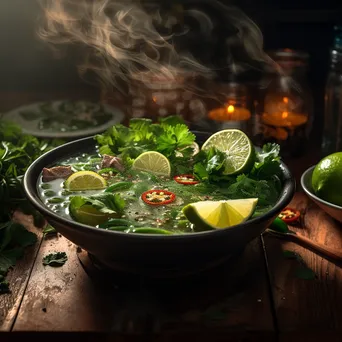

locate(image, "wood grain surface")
(11, 231), (275, 339)
(0, 212), (43, 332)
(264, 192), (342, 340)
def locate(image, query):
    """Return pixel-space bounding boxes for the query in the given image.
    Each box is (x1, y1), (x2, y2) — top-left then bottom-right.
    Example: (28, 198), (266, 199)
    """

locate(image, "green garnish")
(42, 224), (57, 237)
(42, 252), (68, 267)
(95, 116), (196, 172)
(0, 120), (63, 293)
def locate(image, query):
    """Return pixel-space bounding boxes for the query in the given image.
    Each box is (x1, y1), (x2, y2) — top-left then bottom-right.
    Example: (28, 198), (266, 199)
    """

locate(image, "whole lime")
(311, 152), (342, 206)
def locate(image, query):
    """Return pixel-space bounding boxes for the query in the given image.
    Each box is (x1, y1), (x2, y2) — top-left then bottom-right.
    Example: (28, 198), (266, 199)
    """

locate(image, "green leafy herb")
(0, 120), (63, 293)
(42, 252), (68, 267)
(251, 143), (282, 180)
(43, 225), (57, 237)
(95, 115), (196, 167)
(156, 124), (196, 157)
(69, 193), (126, 215)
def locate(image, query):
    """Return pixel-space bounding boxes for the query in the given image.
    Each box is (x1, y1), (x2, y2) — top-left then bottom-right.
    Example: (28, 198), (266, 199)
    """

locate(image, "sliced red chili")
(141, 190), (176, 206)
(174, 174), (199, 185)
(278, 207), (300, 223)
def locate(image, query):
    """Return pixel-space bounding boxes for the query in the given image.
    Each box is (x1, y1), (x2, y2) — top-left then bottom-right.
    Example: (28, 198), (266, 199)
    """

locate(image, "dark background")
(0, 0), (341, 140)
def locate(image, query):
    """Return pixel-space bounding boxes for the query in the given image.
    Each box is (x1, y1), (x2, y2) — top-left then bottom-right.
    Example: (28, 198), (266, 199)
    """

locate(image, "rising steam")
(38, 0), (277, 92)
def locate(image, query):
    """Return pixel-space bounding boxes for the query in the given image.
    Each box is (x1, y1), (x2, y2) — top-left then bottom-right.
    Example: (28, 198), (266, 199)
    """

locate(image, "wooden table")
(1, 151), (342, 341)
(0, 90), (340, 340)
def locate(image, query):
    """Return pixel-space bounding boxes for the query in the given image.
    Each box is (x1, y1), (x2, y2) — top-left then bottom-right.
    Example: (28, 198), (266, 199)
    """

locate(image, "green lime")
(182, 198), (258, 232)
(312, 152), (342, 206)
(131, 151), (171, 177)
(201, 129), (255, 175)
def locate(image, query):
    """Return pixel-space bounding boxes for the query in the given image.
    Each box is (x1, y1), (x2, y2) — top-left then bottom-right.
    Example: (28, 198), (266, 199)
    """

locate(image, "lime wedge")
(182, 198), (258, 232)
(65, 171), (107, 191)
(69, 204), (117, 226)
(131, 151), (171, 177)
(201, 129), (254, 175)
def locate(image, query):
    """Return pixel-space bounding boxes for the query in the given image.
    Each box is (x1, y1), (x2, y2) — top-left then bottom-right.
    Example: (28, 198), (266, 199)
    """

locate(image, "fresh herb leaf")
(158, 115), (185, 127)
(220, 174), (279, 207)
(251, 143), (282, 180)
(69, 193), (126, 215)
(42, 252), (68, 267)
(43, 225), (57, 237)
(156, 124), (195, 157)
(193, 163), (209, 181)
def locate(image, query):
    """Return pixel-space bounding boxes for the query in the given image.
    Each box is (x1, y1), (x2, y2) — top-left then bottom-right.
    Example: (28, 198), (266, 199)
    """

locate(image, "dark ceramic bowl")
(23, 132), (296, 276)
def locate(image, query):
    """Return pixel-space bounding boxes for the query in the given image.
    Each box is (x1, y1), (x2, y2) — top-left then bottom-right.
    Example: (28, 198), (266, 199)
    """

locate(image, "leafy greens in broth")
(38, 116), (284, 234)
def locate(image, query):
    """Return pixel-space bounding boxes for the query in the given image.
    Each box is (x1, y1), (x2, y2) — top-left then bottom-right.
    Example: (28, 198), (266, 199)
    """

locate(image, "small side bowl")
(301, 165), (342, 223)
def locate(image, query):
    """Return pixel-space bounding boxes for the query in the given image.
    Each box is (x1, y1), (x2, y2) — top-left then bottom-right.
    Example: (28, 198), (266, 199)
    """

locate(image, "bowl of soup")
(23, 117), (295, 275)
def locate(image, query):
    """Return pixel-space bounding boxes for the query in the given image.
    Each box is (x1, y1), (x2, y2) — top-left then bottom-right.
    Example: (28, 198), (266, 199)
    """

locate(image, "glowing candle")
(262, 97), (308, 128)
(208, 104), (251, 122)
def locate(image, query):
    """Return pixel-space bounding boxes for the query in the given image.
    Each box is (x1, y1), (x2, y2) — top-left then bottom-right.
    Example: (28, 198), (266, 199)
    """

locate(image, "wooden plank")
(12, 234), (118, 332)
(13, 231), (275, 340)
(148, 237), (276, 341)
(264, 192), (342, 340)
(0, 212), (43, 331)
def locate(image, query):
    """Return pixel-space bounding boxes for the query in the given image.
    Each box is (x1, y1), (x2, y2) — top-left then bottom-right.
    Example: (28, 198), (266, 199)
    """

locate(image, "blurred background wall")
(0, 0), (341, 138)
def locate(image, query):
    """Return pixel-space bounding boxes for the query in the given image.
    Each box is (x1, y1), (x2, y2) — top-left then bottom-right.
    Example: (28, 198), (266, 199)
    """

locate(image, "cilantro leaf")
(194, 162), (209, 181)
(251, 143), (282, 179)
(156, 124), (195, 157)
(220, 174), (279, 207)
(69, 193), (126, 216)
(42, 252), (68, 267)
(129, 118), (153, 131)
(158, 115), (185, 126)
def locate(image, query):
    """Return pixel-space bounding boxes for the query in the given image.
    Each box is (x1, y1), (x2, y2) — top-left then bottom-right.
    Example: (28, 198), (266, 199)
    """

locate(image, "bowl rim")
(23, 134), (296, 241)
(300, 165), (342, 210)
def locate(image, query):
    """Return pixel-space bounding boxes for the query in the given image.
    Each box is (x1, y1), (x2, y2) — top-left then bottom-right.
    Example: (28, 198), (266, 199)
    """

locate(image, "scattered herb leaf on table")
(0, 119), (63, 293)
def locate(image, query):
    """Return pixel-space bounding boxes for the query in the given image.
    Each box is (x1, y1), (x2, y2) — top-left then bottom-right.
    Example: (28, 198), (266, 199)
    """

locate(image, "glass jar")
(128, 72), (207, 123)
(255, 49), (313, 157)
(207, 82), (252, 134)
(321, 26), (342, 156)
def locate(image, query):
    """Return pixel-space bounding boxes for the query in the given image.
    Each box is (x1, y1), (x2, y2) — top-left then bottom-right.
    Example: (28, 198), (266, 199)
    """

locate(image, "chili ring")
(141, 189), (176, 206)
(278, 207), (300, 223)
(174, 174), (199, 185)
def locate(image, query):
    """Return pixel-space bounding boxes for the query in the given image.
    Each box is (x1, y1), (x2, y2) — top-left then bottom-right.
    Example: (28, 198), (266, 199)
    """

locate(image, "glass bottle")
(255, 49), (313, 157)
(321, 26), (342, 156)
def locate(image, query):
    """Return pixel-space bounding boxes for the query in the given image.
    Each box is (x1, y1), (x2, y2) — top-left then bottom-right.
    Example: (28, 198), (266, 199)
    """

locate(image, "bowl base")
(76, 247), (245, 285)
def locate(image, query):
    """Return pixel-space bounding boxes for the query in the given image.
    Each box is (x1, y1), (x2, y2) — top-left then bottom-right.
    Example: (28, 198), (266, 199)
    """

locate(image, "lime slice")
(201, 129), (254, 175)
(131, 151), (171, 177)
(65, 171), (107, 191)
(69, 204), (116, 226)
(182, 198), (258, 232)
